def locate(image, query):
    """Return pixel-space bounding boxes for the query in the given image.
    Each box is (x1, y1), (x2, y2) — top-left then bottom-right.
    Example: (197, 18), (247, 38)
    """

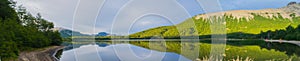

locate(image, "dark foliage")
(0, 0), (62, 60)
(259, 24), (300, 40)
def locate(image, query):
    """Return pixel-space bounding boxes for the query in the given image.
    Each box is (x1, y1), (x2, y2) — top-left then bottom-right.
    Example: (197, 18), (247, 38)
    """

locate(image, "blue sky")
(16, 0), (300, 35)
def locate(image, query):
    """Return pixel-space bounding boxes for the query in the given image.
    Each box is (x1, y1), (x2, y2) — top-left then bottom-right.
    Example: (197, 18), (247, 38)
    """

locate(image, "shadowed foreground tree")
(0, 0), (62, 60)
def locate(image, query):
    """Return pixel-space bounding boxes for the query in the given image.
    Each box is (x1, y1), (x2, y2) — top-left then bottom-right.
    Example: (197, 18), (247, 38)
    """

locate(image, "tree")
(290, 13), (296, 18)
(0, 0), (63, 60)
(286, 25), (295, 34)
(296, 24), (300, 32)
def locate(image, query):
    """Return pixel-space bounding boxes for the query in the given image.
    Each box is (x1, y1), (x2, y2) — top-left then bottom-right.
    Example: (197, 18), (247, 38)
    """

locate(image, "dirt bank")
(18, 46), (65, 61)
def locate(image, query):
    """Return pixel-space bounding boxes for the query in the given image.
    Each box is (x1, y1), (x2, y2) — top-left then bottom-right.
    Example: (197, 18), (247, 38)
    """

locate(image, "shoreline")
(52, 46), (65, 61)
(18, 46), (65, 61)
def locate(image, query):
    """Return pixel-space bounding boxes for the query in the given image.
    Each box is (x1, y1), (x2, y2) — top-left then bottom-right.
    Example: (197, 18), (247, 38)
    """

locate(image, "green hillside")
(130, 13), (300, 38)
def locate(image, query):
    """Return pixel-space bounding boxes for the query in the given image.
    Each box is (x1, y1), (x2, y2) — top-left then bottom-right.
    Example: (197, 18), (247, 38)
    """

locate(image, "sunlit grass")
(195, 56), (253, 61)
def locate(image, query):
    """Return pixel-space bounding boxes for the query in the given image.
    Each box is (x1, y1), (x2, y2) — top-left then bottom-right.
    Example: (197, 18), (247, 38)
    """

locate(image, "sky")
(15, 0), (300, 35)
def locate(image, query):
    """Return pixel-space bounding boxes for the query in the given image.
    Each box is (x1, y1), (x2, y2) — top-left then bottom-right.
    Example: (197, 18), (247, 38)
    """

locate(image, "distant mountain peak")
(52, 27), (89, 38)
(96, 32), (110, 36)
(194, 2), (300, 21)
(282, 2), (300, 14)
(51, 27), (66, 31)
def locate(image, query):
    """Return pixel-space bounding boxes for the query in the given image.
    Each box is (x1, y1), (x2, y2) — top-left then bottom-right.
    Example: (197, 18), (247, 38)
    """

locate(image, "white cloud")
(129, 15), (174, 34)
(14, 0), (300, 34)
(110, 0), (192, 35)
(15, 0), (79, 31)
(140, 21), (151, 25)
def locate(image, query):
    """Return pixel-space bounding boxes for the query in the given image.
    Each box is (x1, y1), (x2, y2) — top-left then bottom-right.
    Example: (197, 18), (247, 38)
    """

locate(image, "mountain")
(52, 27), (89, 38)
(130, 3), (300, 38)
(96, 32), (109, 36)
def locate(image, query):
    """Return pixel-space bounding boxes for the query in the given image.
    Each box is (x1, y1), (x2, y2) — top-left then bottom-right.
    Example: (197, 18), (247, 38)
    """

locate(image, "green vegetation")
(130, 13), (300, 39)
(259, 24), (300, 40)
(0, 0), (62, 60)
(216, 24), (300, 40)
(221, 23), (300, 40)
(130, 40), (300, 61)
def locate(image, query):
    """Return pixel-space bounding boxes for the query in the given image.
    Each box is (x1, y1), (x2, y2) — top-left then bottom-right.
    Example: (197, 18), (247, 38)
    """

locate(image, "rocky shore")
(18, 46), (65, 61)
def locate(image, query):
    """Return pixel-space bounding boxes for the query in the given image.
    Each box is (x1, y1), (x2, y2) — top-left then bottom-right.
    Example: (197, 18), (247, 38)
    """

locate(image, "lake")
(58, 42), (191, 61)
(57, 39), (300, 61)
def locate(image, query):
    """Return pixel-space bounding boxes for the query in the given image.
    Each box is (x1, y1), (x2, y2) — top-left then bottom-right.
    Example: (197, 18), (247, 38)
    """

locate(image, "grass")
(195, 56), (253, 61)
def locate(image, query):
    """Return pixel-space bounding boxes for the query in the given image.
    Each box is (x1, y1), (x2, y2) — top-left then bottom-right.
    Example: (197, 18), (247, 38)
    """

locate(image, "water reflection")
(58, 40), (300, 61)
(59, 43), (191, 61)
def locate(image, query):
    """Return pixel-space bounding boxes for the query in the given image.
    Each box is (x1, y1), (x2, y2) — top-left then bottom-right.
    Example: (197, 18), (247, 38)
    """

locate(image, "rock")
(288, 2), (297, 6)
(18, 46), (65, 61)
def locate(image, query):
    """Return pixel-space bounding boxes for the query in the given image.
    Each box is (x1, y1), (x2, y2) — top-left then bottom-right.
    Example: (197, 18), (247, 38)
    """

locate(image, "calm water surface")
(59, 43), (191, 61)
(58, 40), (300, 61)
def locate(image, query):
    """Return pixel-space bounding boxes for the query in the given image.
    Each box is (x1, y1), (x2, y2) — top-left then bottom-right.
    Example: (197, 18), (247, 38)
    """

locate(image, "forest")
(259, 25), (300, 40)
(0, 0), (62, 60)
(224, 24), (300, 40)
